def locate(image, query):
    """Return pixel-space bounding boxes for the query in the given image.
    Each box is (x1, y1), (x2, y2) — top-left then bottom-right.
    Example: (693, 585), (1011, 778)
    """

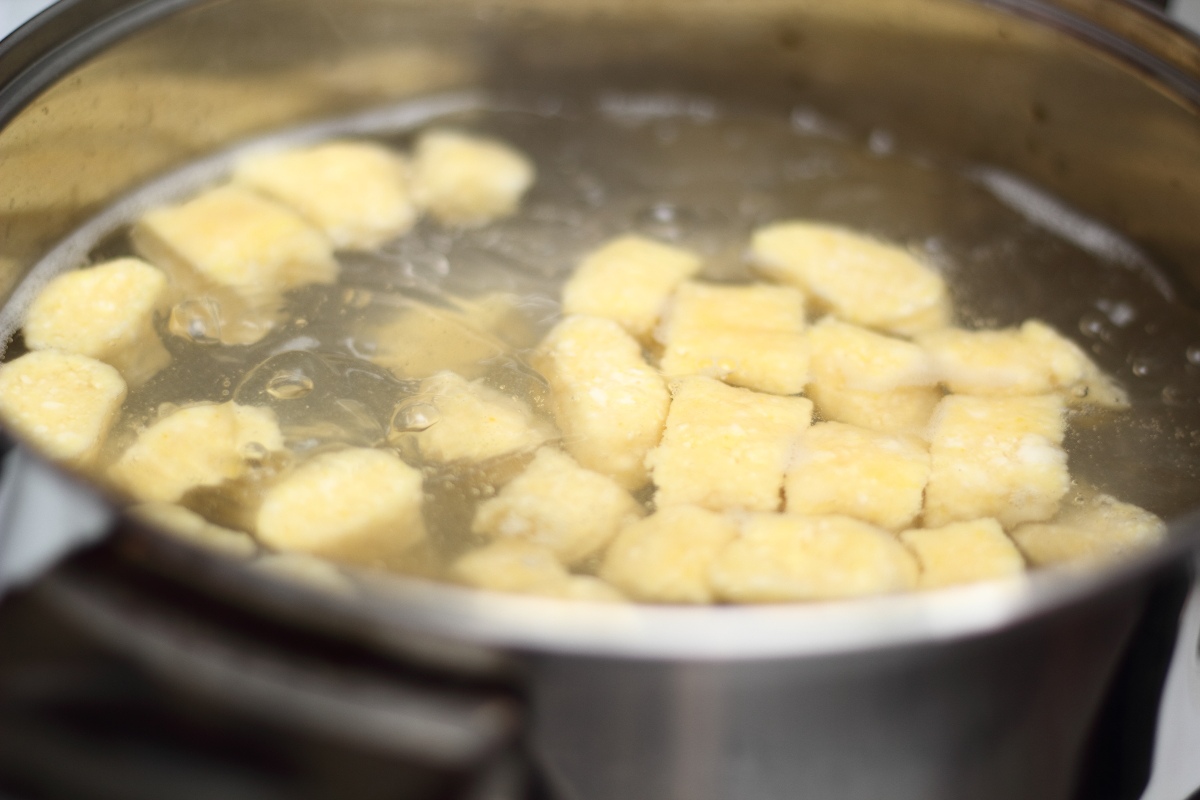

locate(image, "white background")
(0, 0), (59, 41)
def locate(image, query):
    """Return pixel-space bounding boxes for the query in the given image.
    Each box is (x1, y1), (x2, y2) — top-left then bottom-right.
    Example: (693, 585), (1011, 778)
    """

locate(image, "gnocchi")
(0, 117), (1165, 608)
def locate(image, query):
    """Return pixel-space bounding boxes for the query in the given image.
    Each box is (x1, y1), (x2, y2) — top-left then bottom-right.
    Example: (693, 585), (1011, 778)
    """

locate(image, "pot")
(2, 2), (1200, 799)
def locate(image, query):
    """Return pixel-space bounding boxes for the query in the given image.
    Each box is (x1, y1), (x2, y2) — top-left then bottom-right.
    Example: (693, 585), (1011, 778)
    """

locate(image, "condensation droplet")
(1096, 298), (1136, 327)
(1131, 356), (1158, 378)
(1186, 345), (1200, 366)
(390, 402), (440, 434)
(1078, 312), (1113, 343)
(168, 298), (222, 344)
(867, 129), (895, 156)
(266, 369), (314, 400)
(634, 202), (697, 241)
(1162, 384), (1195, 408)
(651, 203), (676, 224)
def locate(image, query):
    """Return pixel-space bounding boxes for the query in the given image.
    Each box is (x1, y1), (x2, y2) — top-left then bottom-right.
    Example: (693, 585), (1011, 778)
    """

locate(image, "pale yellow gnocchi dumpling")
(659, 281), (808, 395)
(710, 514), (919, 602)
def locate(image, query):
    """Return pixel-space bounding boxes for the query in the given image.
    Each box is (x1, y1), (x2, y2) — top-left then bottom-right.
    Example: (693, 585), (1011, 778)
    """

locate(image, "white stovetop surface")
(0, 0), (58, 41)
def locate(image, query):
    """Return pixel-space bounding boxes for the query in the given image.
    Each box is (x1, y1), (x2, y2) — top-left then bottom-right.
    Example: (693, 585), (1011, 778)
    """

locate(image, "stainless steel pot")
(3, 2), (1200, 799)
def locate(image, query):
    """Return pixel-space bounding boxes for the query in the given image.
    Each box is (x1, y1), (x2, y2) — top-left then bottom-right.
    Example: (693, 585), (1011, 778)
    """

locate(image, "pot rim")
(102, 500), (1200, 661)
(4, 0), (1200, 662)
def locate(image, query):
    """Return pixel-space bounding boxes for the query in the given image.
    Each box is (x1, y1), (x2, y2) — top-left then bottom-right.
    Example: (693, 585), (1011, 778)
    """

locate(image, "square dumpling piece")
(1011, 490), (1166, 568)
(471, 447), (645, 565)
(0, 351), (126, 467)
(531, 315), (670, 490)
(110, 402), (284, 503)
(807, 382), (942, 437)
(23, 258), (170, 386)
(256, 448), (426, 568)
(452, 540), (624, 602)
(233, 141), (416, 250)
(900, 518), (1025, 589)
(659, 282), (808, 395)
(710, 513), (919, 602)
(412, 371), (553, 463)
(410, 129), (535, 227)
(561, 235), (702, 342)
(133, 184), (337, 306)
(648, 376), (813, 513)
(918, 320), (1128, 408)
(600, 505), (738, 604)
(785, 422), (929, 531)
(751, 221), (949, 335)
(805, 318), (941, 435)
(924, 395), (1068, 529)
(807, 319), (937, 392)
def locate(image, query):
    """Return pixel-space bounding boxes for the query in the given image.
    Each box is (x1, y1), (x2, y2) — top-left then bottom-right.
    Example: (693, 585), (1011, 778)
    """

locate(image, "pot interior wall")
(3, 0), (1200, 301)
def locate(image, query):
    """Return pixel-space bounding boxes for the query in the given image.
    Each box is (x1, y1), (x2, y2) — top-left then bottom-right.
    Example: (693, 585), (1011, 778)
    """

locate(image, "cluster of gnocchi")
(447, 225), (1164, 603)
(0, 125), (1167, 605)
(0, 130), (533, 588)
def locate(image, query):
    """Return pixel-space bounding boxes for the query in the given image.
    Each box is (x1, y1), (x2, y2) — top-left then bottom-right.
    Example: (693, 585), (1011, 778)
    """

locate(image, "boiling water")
(9, 94), (1200, 577)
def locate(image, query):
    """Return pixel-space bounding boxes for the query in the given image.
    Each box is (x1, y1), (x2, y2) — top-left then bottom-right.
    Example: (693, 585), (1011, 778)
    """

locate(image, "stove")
(0, 442), (539, 800)
(0, 436), (1197, 800)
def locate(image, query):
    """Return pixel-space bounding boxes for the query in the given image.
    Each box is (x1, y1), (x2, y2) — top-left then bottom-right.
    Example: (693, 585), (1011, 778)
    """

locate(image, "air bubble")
(390, 402), (440, 434)
(1096, 298), (1136, 327)
(168, 298), (222, 344)
(1131, 357), (1158, 378)
(633, 202), (704, 242)
(867, 129), (895, 156)
(1078, 312), (1114, 343)
(1162, 384), (1197, 408)
(266, 369), (314, 400)
(650, 204), (677, 224)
